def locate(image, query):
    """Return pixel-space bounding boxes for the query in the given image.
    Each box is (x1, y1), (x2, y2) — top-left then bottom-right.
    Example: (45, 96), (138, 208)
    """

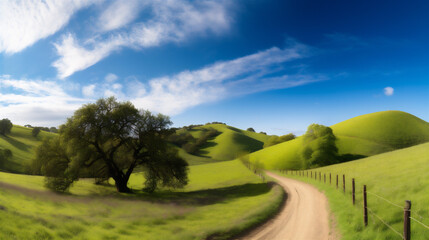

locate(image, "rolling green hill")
(248, 111), (429, 170)
(333, 110), (429, 156)
(280, 142), (429, 240)
(175, 124), (272, 164)
(0, 125), (56, 173)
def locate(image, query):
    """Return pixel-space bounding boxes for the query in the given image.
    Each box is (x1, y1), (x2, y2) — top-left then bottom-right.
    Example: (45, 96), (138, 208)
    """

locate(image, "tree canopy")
(263, 133), (296, 148)
(33, 97), (188, 193)
(32, 127), (41, 137)
(300, 124), (338, 168)
(0, 119), (13, 135)
(0, 148), (12, 170)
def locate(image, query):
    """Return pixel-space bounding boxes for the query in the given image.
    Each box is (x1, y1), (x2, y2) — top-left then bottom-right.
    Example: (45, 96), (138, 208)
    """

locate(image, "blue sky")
(0, 0), (428, 135)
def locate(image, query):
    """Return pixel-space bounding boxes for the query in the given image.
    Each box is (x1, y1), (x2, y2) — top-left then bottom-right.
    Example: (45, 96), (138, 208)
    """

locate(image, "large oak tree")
(34, 97), (188, 193)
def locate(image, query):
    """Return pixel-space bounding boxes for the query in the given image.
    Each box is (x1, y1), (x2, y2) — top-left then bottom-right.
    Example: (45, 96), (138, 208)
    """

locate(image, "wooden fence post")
(404, 200), (411, 240)
(319, 172), (321, 181)
(343, 174), (345, 193)
(352, 178), (355, 205)
(311, 171), (312, 178)
(363, 185), (368, 226)
(329, 173), (331, 185)
(336, 175), (338, 189)
(324, 174), (326, 183)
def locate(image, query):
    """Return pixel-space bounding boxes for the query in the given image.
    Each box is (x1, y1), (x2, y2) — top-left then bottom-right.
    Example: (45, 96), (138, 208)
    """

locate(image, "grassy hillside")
(0, 160), (284, 240)
(278, 142), (429, 240)
(176, 124), (271, 164)
(248, 111), (429, 170)
(0, 125), (56, 173)
(333, 110), (429, 156)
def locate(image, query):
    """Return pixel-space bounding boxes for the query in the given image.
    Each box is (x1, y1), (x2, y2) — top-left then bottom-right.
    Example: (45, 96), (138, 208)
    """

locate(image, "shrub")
(0, 119), (13, 135)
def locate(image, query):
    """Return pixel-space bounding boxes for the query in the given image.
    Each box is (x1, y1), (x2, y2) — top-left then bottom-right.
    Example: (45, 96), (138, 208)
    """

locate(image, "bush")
(32, 127), (41, 137)
(0, 119), (13, 135)
(300, 124), (338, 168)
(0, 148), (12, 169)
(44, 177), (74, 193)
(247, 128), (255, 132)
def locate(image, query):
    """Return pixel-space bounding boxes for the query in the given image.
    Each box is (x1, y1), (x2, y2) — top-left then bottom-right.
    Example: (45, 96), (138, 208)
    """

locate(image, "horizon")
(1, 0), (428, 135)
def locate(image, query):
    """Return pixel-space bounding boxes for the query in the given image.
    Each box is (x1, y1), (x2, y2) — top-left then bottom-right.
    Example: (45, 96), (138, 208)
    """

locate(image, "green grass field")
(248, 111), (429, 170)
(277, 142), (429, 240)
(0, 125), (56, 173)
(0, 160), (284, 240)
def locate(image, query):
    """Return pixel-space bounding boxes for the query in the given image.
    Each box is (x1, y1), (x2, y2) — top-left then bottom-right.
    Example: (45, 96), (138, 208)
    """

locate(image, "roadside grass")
(0, 160), (284, 240)
(276, 142), (429, 240)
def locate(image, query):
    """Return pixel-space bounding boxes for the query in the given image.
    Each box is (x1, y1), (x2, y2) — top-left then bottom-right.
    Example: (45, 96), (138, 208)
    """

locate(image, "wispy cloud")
(0, 0), (99, 54)
(0, 75), (87, 126)
(97, 0), (145, 32)
(130, 43), (322, 115)
(105, 73), (119, 83)
(384, 86), (394, 96)
(82, 84), (96, 97)
(53, 0), (232, 78)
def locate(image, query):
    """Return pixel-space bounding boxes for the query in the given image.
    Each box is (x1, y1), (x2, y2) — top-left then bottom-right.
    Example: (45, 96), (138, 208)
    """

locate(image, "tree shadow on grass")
(122, 182), (276, 206)
(0, 135), (30, 151)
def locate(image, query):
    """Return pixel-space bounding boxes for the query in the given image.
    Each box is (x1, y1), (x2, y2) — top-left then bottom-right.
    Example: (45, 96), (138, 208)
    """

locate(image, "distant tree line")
(206, 121), (226, 125)
(264, 133), (296, 148)
(24, 125), (58, 133)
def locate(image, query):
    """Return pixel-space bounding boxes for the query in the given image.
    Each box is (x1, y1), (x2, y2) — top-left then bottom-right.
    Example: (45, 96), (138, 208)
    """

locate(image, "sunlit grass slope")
(280, 142), (429, 240)
(179, 124), (271, 163)
(248, 111), (429, 170)
(332, 110), (429, 156)
(0, 160), (284, 240)
(248, 137), (304, 170)
(0, 125), (56, 173)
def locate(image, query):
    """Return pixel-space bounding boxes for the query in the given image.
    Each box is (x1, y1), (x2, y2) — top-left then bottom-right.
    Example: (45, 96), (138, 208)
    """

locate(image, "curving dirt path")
(236, 172), (338, 240)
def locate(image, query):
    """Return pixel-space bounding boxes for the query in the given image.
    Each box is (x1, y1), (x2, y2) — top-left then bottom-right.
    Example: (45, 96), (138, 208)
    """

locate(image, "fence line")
(410, 217), (429, 230)
(367, 207), (404, 239)
(367, 191), (403, 209)
(280, 169), (429, 240)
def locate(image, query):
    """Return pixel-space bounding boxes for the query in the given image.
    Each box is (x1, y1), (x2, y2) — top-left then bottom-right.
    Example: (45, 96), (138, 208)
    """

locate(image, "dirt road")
(236, 172), (337, 240)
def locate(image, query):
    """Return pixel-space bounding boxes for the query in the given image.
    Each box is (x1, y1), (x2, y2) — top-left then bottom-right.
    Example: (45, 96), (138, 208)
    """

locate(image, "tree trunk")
(114, 176), (132, 193)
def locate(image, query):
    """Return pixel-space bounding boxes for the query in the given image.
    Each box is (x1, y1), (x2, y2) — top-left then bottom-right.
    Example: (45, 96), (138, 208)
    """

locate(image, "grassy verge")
(0, 160), (284, 240)
(275, 142), (429, 240)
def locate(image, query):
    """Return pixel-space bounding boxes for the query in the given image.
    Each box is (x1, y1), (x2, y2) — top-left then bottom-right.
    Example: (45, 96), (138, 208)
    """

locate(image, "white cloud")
(105, 73), (119, 83)
(53, 33), (126, 79)
(53, 0), (232, 78)
(98, 0), (144, 32)
(82, 84), (96, 97)
(384, 86), (394, 96)
(0, 75), (88, 126)
(131, 44), (321, 115)
(0, 0), (99, 54)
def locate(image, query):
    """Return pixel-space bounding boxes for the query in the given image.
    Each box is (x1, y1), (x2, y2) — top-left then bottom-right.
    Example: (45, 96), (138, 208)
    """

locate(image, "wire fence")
(367, 191), (404, 209)
(410, 217), (429, 230)
(367, 207), (404, 239)
(279, 169), (429, 240)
